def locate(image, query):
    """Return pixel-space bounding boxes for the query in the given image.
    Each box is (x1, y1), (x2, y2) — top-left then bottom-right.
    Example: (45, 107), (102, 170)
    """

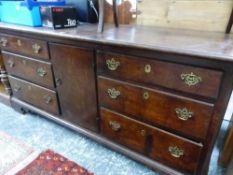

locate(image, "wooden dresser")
(0, 23), (233, 175)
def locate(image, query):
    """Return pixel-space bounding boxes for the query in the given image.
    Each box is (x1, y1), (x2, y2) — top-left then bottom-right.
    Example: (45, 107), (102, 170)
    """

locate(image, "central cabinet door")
(50, 43), (98, 132)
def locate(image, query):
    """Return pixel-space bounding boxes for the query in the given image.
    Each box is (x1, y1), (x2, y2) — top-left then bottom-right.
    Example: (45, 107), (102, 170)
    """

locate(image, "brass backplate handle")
(0, 37), (8, 47)
(32, 43), (41, 54)
(106, 58), (120, 71)
(37, 68), (47, 77)
(180, 72), (202, 86)
(168, 146), (184, 158)
(175, 108), (194, 121)
(144, 64), (151, 74)
(43, 95), (52, 104)
(13, 85), (21, 92)
(7, 60), (15, 68)
(108, 88), (120, 99)
(109, 121), (121, 131)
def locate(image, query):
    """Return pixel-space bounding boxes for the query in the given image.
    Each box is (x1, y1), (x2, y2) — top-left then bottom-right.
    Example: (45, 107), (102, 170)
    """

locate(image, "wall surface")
(137, 0), (233, 32)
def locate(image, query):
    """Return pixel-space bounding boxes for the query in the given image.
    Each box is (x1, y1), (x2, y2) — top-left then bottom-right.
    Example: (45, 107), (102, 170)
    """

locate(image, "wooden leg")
(98, 0), (105, 33)
(226, 8), (233, 34)
(0, 70), (12, 95)
(226, 157), (233, 175)
(112, 0), (119, 27)
(11, 99), (27, 115)
(219, 122), (233, 167)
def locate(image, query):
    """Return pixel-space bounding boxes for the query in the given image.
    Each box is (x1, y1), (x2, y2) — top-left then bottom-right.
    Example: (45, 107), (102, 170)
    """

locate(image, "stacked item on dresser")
(0, 0), (65, 26)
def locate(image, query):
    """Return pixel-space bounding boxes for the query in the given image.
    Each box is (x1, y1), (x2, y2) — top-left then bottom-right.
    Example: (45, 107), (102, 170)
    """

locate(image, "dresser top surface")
(0, 22), (233, 62)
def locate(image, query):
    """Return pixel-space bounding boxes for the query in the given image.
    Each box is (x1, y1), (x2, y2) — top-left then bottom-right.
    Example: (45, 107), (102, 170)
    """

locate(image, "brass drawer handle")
(7, 60), (15, 68)
(13, 85), (21, 92)
(168, 146), (184, 158)
(144, 64), (151, 74)
(32, 43), (41, 54)
(107, 88), (120, 99)
(0, 37), (8, 47)
(106, 58), (120, 71)
(175, 108), (194, 121)
(143, 91), (149, 100)
(43, 95), (52, 104)
(17, 39), (22, 46)
(180, 72), (202, 86)
(109, 121), (121, 131)
(37, 68), (47, 77)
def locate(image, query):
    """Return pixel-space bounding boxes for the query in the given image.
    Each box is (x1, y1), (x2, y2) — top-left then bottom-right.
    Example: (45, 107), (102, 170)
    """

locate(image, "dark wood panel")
(8, 76), (59, 115)
(98, 76), (213, 140)
(101, 107), (202, 174)
(0, 34), (49, 60)
(50, 43), (98, 132)
(150, 127), (202, 174)
(101, 107), (148, 154)
(2, 51), (54, 89)
(97, 52), (223, 99)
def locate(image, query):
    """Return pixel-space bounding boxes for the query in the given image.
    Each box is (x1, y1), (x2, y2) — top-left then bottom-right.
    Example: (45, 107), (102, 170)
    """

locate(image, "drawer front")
(9, 76), (59, 115)
(101, 108), (148, 153)
(0, 34), (49, 60)
(101, 108), (202, 174)
(3, 52), (54, 89)
(150, 128), (202, 174)
(97, 52), (223, 99)
(98, 77), (213, 140)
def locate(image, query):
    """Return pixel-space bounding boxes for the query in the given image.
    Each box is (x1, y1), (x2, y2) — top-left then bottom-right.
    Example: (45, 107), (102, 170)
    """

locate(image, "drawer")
(3, 52), (54, 89)
(97, 52), (223, 99)
(9, 76), (59, 115)
(101, 108), (202, 174)
(0, 34), (49, 60)
(150, 126), (202, 174)
(98, 76), (213, 140)
(101, 108), (149, 153)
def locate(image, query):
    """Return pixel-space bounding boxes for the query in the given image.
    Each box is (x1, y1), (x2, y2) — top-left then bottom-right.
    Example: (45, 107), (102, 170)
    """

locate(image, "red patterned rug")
(16, 149), (94, 175)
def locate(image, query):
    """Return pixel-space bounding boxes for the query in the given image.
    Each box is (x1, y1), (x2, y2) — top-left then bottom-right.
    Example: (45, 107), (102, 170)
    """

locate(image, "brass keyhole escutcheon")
(143, 91), (149, 100)
(17, 39), (22, 46)
(140, 130), (146, 136)
(22, 60), (27, 65)
(144, 64), (151, 74)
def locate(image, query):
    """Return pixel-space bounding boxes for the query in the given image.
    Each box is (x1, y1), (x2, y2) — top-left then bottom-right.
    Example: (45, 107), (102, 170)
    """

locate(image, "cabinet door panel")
(50, 43), (98, 132)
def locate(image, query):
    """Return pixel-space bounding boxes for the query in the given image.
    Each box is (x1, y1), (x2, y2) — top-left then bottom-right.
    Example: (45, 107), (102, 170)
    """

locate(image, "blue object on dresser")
(0, 0), (66, 27)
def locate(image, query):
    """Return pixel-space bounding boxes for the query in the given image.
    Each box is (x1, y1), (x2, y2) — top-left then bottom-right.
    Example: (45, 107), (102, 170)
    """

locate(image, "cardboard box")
(40, 6), (77, 29)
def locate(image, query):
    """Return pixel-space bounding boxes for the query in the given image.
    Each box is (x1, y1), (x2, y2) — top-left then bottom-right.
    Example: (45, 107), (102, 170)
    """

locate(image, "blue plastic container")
(0, 0), (66, 26)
